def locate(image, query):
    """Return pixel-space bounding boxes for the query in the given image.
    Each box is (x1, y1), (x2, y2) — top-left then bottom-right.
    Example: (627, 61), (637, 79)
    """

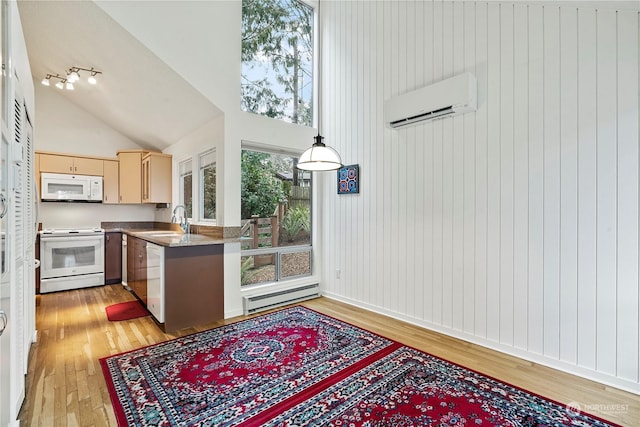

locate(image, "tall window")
(241, 147), (312, 286)
(241, 0), (314, 126)
(199, 150), (216, 222)
(178, 159), (193, 218)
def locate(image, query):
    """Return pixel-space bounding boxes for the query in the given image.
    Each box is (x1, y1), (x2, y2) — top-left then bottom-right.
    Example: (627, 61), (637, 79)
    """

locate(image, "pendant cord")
(317, 0), (322, 135)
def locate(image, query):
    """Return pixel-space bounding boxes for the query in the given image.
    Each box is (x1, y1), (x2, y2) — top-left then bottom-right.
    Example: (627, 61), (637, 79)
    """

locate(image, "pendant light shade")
(298, 134), (342, 171)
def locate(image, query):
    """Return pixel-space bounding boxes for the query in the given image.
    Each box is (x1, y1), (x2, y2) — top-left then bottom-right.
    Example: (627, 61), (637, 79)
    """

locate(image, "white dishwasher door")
(146, 243), (165, 322)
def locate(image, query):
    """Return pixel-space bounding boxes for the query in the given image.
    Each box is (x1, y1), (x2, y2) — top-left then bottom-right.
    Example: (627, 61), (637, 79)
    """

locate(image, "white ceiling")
(17, 1), (223, 152)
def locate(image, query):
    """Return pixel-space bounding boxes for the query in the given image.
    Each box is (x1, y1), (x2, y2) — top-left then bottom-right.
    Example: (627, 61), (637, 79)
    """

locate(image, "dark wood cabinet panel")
(136, 237), (147, 304)
(104, 232), (122, 284)
(164, 244), (224, 332)
(127, 236), (147, 305)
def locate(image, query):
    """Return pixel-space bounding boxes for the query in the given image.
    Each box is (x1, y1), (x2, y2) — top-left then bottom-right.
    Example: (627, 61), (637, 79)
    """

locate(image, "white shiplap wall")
(319, 1), (640, 393)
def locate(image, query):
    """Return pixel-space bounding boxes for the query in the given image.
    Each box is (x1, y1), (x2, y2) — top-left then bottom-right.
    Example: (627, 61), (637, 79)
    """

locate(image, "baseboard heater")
(243, 283), (320, 315)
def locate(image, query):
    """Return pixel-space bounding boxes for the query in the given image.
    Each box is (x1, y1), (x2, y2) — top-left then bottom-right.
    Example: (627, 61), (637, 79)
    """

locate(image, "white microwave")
(41, 172), (103, 202)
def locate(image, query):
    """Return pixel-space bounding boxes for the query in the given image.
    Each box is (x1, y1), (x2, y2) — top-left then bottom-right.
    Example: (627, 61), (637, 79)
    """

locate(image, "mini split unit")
(385, 72), (477, 129)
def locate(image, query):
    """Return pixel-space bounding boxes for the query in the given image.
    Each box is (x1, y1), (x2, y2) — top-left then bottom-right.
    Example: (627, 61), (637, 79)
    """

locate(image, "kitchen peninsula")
(104, 222), (235, 333)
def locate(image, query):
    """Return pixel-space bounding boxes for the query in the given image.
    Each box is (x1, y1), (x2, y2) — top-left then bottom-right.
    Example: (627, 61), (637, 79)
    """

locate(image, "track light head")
(55, 81), (64, 90)
(67, 68), (80, 83)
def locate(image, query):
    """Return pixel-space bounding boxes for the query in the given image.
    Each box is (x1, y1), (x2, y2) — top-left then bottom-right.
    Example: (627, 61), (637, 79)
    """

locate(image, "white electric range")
(39, 228), (105, 293)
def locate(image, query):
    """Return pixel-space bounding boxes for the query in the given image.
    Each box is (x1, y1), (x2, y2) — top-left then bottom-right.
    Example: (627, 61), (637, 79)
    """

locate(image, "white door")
(0, 9), (10, 415)
(0, 133), (11, 427)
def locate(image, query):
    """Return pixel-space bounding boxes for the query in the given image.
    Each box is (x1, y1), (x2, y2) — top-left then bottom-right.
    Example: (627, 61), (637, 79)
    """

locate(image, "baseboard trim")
(322, 292), (640, 396)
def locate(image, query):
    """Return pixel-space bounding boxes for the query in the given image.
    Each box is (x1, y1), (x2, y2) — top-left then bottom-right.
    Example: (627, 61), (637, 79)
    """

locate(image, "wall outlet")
(335, 269), (341, 279)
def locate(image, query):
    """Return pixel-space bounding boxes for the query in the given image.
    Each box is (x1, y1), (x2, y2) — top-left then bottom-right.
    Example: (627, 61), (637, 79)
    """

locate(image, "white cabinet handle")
(0, 310), (7, 337)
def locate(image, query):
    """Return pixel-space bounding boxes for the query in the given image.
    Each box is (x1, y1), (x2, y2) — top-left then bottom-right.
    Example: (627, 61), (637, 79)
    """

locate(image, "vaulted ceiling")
(17, 1), (223, 151)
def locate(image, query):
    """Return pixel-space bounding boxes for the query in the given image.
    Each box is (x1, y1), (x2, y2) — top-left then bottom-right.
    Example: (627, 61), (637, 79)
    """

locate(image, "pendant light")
(297, 0), (342, 172)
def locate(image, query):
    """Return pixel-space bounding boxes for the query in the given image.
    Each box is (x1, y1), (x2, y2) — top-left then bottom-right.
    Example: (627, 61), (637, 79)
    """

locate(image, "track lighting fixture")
(41, 66), (102, 90)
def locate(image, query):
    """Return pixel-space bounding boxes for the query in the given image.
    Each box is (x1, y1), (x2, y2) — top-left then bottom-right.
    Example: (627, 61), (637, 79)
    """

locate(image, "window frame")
(240, 144), (313, 287)
(198, 149), (216, 223)
(178, 158), (193, 220)
(240, 0), (315, 127)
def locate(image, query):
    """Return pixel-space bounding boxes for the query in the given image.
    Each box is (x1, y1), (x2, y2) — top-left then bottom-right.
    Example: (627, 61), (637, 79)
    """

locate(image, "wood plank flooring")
(18, 284), (639, 426)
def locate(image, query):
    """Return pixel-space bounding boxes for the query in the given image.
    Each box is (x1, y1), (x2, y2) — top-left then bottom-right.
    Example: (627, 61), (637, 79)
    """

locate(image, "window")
(240, 147), (312, 286)
(199, 150), (216, 222)
(241, 0), (314, 126)
(178, 159), (193, 218)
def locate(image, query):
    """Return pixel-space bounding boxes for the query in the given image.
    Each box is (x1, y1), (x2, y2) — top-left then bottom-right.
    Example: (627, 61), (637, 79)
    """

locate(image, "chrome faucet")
(171, 205), (190, 234)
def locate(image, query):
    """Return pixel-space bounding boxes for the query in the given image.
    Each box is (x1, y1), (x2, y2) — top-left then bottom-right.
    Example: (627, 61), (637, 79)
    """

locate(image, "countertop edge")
(108, 229), (240, 247)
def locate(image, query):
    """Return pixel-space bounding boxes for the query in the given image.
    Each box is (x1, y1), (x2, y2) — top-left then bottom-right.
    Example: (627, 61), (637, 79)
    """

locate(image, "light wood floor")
(19, 284), (639, 426)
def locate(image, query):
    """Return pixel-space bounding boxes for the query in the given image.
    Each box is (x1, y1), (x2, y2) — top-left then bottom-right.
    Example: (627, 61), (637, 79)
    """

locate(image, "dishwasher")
(146, 243), (165, 322)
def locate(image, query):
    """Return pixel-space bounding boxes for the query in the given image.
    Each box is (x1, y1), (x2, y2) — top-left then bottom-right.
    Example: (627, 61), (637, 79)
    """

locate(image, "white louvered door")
(8, 76), (26, 421)
(0, 0), (11, 425)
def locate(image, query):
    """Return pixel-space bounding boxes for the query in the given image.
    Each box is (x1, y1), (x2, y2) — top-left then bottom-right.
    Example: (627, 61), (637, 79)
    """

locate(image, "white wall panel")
(413, 0), (426, 321)
(441, 0), (455, 331)
(486, 2), (501, 343)
(499, 3), (515, 347)
(451, 1), (465, 332)
(462, 1), (477, 335)
(422, 1), (434, 323)
(474, 1), (488, 339)
(559, 6), (579, 366)
(616, 10), (639, 383)
(576, 7), (598, 372)
(595, 9), (618, 377)
(321, 1), (640, 393)
(527, 3), (545, 357)
(543, 5), (561, 361)
(512, 3), (529, 351)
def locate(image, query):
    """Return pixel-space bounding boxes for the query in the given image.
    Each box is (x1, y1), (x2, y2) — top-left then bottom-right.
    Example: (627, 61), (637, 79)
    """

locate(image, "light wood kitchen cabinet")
(117, 151), (143, 203)
(142, 153), (172, 204)
(103, 160), (119, 204)
(39, 153), (103, 175)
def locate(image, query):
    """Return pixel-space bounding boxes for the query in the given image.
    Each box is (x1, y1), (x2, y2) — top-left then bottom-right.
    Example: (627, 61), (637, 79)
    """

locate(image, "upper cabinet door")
(142, 153), (172, 204)
(39, 154), (103, 176)
(103, 160), (119, 204)
(39, 154), (74, 174)
(117, 151), (142, 204)
(73, 157), (103, 175)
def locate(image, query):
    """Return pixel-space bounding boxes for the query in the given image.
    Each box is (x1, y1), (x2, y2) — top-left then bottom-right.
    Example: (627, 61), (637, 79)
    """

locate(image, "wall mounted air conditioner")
(385, 72), (477, 129)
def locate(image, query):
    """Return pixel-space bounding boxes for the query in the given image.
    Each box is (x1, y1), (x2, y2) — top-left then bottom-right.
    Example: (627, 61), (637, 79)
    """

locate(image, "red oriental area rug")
(100, 306), (619, 427)
(105, 300), (150, 321)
